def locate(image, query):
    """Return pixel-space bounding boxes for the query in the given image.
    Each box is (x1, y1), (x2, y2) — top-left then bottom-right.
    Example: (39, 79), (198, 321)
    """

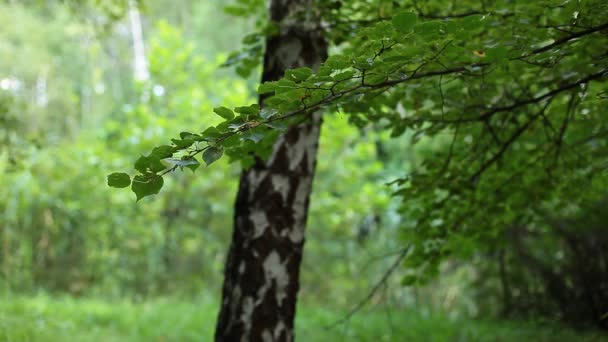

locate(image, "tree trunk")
(214, 1), (327, 341)
(128, 0), (149, 82)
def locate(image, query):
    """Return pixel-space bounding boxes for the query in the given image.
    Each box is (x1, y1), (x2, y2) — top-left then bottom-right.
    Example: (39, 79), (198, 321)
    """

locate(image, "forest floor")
(0, 294), (606, 341)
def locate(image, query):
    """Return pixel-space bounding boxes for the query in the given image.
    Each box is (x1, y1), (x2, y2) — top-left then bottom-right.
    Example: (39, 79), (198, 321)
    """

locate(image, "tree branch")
(524, 22), (608, 56)
(470, 98), (554, 182)
(324, 245), (411, 329)
(157, 21), (607, 177)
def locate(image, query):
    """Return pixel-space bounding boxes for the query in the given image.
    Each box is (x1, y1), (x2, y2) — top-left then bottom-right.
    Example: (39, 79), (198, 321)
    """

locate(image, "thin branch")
(394, 69), (605, 126)
(360, 248), (409, 273)
(477, 70), (606, 121)
(523, 22), (608, 57)
(470, 98), (554, 183)
(421, 11), (487, 20)
(554, 93), (577, 165)
(325, 245), (411, 330)
(164, 68), (602, 178)
(326, 10), (501, 30)
(572, 129), (608, 147)
(485, 120), (502, 145)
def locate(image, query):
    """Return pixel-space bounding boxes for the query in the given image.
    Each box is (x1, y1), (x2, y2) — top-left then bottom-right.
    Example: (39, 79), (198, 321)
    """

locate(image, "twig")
(324, 245), (411, 329)
(470, 98), (554, 183)
(523, 22), (608, 57)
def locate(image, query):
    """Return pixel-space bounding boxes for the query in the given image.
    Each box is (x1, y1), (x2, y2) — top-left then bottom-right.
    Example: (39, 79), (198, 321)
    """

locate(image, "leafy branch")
(108, 9), (608, 201)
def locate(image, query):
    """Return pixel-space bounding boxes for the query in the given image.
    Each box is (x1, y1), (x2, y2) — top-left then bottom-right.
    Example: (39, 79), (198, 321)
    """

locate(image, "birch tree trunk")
(214, 1), (327, 341)
(128, 0), (149, 82)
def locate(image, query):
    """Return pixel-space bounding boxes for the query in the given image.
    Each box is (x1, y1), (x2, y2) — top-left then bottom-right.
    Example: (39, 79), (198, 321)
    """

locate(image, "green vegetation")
(1, 0), (608, 339)
(1, 295), (605, 342)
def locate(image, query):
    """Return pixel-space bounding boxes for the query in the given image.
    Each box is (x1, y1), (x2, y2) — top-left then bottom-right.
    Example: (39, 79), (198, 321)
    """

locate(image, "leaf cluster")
(109, 0), (608, 281)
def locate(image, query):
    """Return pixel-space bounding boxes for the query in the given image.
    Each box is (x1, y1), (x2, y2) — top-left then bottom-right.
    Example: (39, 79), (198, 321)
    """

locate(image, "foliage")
(110, 0), (608, 290)
(472, 196), (608, 328)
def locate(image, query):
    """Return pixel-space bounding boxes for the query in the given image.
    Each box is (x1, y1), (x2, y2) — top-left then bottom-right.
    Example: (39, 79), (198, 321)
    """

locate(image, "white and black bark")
(215, 1), (327, 341)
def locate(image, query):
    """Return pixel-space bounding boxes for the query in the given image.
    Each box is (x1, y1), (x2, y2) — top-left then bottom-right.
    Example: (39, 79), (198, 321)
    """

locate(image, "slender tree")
(214, 1), (327, 341)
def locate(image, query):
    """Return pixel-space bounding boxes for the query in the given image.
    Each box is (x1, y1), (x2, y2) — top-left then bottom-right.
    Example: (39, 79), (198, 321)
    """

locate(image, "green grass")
(0, 294), (605, 341)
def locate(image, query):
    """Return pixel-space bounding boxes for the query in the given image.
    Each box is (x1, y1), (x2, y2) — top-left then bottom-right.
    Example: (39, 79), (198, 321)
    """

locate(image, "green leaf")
(150, 145), (175, 159)
(486, 46), (509, 62)
(286, 67), (312, 81)
(278, 99), (303, 112)
(171, 138), (194, 149)
(186, 163), (200, 172)
(134, 155), (166, 173)
(219, 134), (241, 148)
(260, 108), (279, 119)
(131, 174), (164, 201)
(258, 82), (277, 94)
(234, 104), (260, 115)
(241, 32), (261, 45)
(228, 118), (247, 131)
(392, 11), (417, 32)
(444, 20), (460, 34)
(333, 70), (355, 81)
(264, 96), (286, 107)
(236, 66), (252, 78)
(107, 172), (131, 188)
(178, 132), (203, 141)
(164, 157), (200, 172)
(401, 275), (419, 286)
(365, 74), (387, 85)
(242, 129), (265, 143)
(324, 55), (350, 69)
(414, 21), (444, 37)
(201, 126), (222, 139)
(274, 79), (297, 92)
(221, 51), (247, 67)
(213, 106), (235, 120)
(203, 146), (223, 166)
(461, 14), (485, 31)
(180, 131), (193, 139)
(264, 120), (289, 132)
(134, 155), (149, 173)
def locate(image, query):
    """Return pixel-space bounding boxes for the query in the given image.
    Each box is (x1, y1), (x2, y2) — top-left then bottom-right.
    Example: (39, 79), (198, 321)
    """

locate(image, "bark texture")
(214, 1), (327, 341)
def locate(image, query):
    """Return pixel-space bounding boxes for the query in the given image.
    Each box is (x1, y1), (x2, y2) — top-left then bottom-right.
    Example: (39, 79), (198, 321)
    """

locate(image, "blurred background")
(0, 1), (606, 341)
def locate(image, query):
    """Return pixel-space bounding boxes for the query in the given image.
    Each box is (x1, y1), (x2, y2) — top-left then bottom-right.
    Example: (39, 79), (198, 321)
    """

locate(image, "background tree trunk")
(214, 0), (327, 341)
